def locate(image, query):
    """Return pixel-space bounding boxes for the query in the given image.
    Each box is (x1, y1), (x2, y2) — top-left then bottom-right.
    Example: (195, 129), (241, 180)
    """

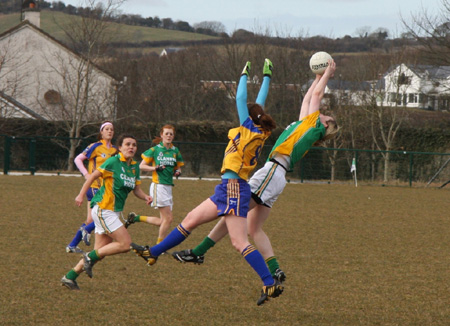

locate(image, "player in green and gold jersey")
(61, 134), (152, 290)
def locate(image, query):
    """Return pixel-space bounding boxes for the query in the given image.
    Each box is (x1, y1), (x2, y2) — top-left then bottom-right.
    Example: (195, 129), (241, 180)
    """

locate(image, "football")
(309, 51), (332, 75)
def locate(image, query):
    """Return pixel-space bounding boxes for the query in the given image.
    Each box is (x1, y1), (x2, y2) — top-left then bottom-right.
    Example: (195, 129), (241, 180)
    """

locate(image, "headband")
(100, 122), (113, 132)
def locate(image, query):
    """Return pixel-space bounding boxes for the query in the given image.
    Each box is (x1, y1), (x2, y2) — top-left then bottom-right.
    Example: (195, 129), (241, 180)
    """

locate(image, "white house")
(159, 47), (185, 57)
(378, 63), (450, 110)
(0, 5), (118, 121)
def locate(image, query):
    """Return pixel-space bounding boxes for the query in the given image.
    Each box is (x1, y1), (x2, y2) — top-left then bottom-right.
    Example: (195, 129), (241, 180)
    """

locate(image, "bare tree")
(401, 0), (450, 66)
(43, 0), (125, 171)
(0, 35), (32, 123)
(354, 52), (410, 182)
(193, 21), (226, 34)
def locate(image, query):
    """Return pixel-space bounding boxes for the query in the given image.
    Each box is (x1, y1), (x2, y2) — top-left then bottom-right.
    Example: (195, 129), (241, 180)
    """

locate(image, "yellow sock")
(139, 216), (147, 223)
(156, 237), (164, 244)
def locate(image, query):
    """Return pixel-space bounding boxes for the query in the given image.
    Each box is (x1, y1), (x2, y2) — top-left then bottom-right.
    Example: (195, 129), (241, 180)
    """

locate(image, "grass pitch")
(0, 175), (448, 325)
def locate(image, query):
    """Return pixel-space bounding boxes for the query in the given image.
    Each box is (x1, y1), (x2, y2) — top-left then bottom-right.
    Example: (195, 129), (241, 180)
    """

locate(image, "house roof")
(0, 20), (117, 82)
(326, 79), (372, 91)
(0, 91), (45, 120)
(407, 65), (450, 79)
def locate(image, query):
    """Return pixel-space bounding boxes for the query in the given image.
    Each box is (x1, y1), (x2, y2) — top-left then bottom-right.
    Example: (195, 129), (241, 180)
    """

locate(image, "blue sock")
(85, 221), (95, 233)
(242, 245), (274, 286)
(68, 223), (85, 247)
(150, 224), (190, 256)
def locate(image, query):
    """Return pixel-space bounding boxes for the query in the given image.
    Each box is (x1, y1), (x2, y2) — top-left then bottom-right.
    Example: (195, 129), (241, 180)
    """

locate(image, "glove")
(174, 169), (181, 177)
(155, 165), (165, 172)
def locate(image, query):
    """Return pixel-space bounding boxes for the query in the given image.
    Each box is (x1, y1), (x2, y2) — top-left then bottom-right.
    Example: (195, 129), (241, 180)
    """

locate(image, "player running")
(61, 134), (152, 290)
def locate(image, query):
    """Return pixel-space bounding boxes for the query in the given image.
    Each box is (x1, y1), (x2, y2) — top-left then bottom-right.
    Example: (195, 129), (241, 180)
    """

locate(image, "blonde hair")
(314, 120), (340, 147)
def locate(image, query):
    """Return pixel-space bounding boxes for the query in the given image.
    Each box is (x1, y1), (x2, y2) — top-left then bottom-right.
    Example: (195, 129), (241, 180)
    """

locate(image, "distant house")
(0, 4), (118, 120)
(324, 79), (373, 106)
(379, 63), (450, 111)
(159, 47), (186, 57)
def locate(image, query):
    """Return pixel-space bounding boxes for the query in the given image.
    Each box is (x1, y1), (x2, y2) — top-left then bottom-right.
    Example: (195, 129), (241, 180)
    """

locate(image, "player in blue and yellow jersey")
(125, 124), (184, 244)
(130, 59), (283, 305)
(172, 60), (339, 289)
(66, 121), (117, 253)
(61, 134), (152, 290)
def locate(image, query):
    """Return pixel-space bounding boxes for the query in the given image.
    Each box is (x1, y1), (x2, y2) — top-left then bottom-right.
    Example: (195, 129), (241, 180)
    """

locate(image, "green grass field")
(0, 175), (448, 325)
(0, 11), (219, 44)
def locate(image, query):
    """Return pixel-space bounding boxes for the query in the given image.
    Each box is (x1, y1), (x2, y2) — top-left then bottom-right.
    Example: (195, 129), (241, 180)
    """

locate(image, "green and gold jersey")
(268, 111), (325, 169)
(141, 142), (184, 185)
(91, 152), (141, 212)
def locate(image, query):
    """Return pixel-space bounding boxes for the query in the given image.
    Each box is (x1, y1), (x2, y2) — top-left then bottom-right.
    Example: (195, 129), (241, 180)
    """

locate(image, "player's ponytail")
(248, 103), (276, 132)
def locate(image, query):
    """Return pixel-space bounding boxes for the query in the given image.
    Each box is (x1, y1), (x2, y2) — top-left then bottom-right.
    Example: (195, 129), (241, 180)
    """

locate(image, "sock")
(85, 221), (95, 233)
(66, 269), (79, 280)
(150, 224), (190, 256)
(68, 223), (84, 247)
(192, 236), (216, 256)
(156, 237), (163, 244)
(88, 249), (101, 262)
(265, 256), (280, 276)
(137, 215), (146, 223)
(242, 245), (274, 286)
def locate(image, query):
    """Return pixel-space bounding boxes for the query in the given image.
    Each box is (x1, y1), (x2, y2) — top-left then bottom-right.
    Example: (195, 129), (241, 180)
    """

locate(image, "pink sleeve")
(74, 153), (88, 176)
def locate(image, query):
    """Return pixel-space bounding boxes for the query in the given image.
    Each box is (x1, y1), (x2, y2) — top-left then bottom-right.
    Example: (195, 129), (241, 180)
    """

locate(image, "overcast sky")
(61, 0), (441, 38)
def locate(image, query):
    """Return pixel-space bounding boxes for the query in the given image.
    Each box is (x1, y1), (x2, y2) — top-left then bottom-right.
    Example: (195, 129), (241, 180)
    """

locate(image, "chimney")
(22, 0), (40, 28)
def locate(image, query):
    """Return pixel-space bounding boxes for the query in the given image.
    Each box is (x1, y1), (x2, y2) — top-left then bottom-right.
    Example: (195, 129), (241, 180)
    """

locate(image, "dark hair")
(248, 103), (276, 132)
(97, 120), (114, 140)
(116, 134), (137, 148)
(152, 124), (175, 144)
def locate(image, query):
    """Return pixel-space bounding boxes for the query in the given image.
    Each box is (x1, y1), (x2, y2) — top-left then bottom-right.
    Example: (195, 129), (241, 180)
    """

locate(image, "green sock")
(66, 269), (79, 280)
(135, 215), (141, 223)
(88, 249), (101, 262)
(192, 237), (215, 256)
(265, 256), (280, 276)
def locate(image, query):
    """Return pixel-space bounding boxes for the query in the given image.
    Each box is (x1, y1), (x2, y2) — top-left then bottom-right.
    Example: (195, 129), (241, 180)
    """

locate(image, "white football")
(309, 51), (332, 75)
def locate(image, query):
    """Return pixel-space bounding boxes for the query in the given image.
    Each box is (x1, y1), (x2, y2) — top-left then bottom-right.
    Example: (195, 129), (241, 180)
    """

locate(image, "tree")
(353, 52), (411, 182)
(194, 21), (226, 35)
(46, 0), (124, 171)
(401, 0), (450, 66)
(0, 33), (33, 125)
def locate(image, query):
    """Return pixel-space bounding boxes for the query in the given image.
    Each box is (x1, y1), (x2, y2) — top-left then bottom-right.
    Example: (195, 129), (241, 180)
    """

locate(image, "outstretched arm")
(299, 75), (321, 120)
(300, 60), (336, 119)
(305, 59), (336, 117)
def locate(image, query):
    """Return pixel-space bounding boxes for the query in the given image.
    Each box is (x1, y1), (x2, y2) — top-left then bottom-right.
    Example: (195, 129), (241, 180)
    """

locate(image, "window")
(398, 73), (410, 85)
(408, 93), (418, 103)
(44, 90), (61, 104)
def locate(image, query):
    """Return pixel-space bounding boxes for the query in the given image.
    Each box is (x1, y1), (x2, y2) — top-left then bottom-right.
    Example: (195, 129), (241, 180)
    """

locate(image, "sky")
(61, 0), (441, 38)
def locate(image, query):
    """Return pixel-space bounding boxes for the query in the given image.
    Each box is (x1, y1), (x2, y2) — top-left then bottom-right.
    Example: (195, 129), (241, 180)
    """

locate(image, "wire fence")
(1, 135), (449, 188)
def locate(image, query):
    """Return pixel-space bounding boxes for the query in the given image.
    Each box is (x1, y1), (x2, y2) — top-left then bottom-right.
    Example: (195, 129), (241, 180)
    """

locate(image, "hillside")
(0, 11), (219, 50)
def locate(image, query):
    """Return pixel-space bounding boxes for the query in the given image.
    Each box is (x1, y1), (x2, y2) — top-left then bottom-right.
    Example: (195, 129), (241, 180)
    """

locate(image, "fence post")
(409, 153), (414, 187)
(3, 136), (11, 175)
(29, 138), (36, 175)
